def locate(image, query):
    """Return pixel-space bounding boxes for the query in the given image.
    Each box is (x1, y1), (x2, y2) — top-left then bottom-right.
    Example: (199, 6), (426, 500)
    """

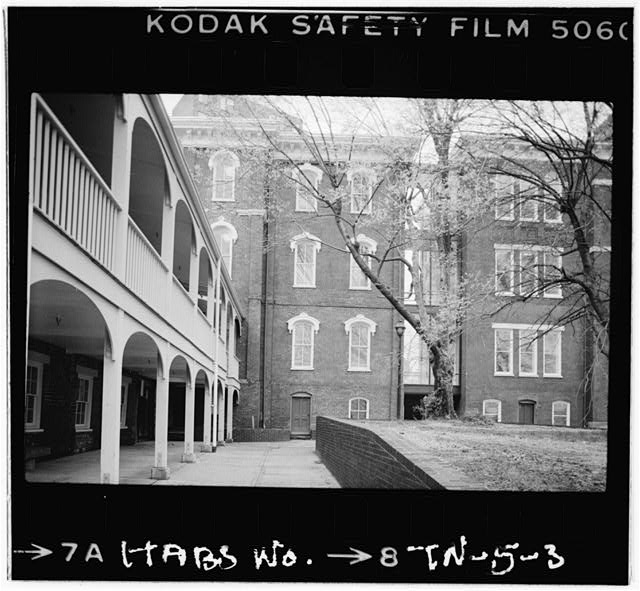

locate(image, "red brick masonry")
(315, 417), (481, 490)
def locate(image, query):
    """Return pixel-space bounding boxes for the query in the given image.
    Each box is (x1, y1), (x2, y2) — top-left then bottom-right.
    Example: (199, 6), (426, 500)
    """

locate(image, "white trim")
(348, 397), (370, 420)
(552, 400), (571, 426)
(590, 245), (612, 253)
(75, 368), (95, 431)
(495, 243), (565, 254)
(519, 250), (539, 297)
(493, 174), (515, 221)
(349, 234), (377, 291)
(492, 323), (565, 332)
(345, 315), (377, 372)
(543, 330), (563, 378)
(494, 247), (514, 296)
(25, 358), (44, 430)
(237, 209), (266, 216)
(349, 169), (374, 214)
(291, 234), (321, 288)
(593, 178), (612, 186)
(494, 328), (514, 376)
(209, 150), (239, 202)
(294, 163), (323, 212)
(482, 399), (502, 422)
(543, 251), (563, 299)
(287, 313), (320, 371)
(518, 329), (538, 377)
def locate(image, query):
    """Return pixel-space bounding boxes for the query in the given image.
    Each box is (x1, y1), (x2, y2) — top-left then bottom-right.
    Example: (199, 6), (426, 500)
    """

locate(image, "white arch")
(344, 314), (377, 335)
(289, 232), (322, 252)
(287, 312), (320, 334)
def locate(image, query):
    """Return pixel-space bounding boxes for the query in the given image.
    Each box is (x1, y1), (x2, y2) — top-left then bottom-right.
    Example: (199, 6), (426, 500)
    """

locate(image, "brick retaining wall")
(315, 416), (445, 489)
(233, 428), (291, 442)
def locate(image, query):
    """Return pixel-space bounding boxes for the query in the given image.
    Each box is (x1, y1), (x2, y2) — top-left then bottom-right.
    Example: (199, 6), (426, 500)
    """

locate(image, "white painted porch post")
(201, 379), (213, 452)
(226, 388), (234, 442)
(211, 261), (222, 450)
(100, 338), (122, 484)
(151, 360), (170, 480)
(217, 389), (225, 444)
(182, 371), (196, 462)
(110, 98), (132, 281)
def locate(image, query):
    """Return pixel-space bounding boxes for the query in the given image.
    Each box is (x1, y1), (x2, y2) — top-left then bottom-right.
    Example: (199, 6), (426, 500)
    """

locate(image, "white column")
(217, 389), (225, 445)
(226, 388), (234, 442)
(151, 365), (170, 480)
(211, 261), (222, 450)
(201, 380), (213, 452)
(110, 99), (132, 280)
(182, 375), (196, 462)
(189, 247), (199, 302)
(100, 344), (122, 484)
(211, 380), (219, 450)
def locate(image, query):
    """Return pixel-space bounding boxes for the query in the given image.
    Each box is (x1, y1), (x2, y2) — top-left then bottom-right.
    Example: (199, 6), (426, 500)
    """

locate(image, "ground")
(362, 419), (607, 491)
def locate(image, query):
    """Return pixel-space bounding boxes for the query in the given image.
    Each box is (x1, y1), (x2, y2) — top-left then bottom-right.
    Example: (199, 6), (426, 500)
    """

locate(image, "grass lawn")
(365, 419), (607, 491)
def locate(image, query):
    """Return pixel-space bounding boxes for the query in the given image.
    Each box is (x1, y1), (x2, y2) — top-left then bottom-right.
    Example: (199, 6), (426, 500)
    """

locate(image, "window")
(209, 151), (239, 201)
(403, 322), (460, 386)
(495, 248), (514, 296)
(349, 171), (373, 214)
(543, 200), (563, 223)
(287, 313), (320, 370)
(121, 377), (131, 428)
(25, 359), (45, 430)
(290, 233), (321, 288)
(349, 234), (377, 290)
(543, 330), (562, 377)
(294, 164), (322, 212)
(211, 219), (238, 277)
(75, 367), (96, 430)
(552, 401), (570, 426)
(345, 315), (377, 371)
(494, 329), (513, 375)
(349, 398), (370, 420)
(494, 175), (515, 220)
(518, 181), (539, 221)
(518, 329), (538, 377)
(543, 251), (563, 298)
(519, 250), (539, 297)
(404, 244), (459, 305)
(483, 399), (502, 422)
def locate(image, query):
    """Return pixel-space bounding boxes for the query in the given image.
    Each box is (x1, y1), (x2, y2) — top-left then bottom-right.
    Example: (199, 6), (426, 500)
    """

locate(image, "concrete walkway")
(26, 440), (339, 488)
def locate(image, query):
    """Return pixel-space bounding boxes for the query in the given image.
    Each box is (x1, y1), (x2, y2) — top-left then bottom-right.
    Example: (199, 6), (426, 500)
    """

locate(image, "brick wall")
(233, 428), (291, 442)
(315, 416), (444, 489)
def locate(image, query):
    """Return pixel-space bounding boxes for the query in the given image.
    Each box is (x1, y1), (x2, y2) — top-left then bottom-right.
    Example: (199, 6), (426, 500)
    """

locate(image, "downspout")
(212, 261), (222, 446)
(259, 157), (272, 428)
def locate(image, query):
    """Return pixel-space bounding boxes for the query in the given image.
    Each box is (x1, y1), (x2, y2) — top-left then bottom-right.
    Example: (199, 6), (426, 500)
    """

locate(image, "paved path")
(26, 440), (339, 488)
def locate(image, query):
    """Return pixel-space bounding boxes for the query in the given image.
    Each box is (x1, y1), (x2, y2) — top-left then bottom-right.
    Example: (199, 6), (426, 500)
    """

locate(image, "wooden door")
(519, 401), (535, 425)
(291, 396), (311, 436)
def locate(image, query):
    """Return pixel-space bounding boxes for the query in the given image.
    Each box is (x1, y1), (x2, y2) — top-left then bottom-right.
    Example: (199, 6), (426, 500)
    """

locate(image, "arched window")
(552, 401), (570, 426)
(349, 397), (369, 420)
(290, 233), (321, 288)
(344, 314), (377, 371)
(349, 234), (377, 290)
(287, 313), (320, 370)
(294, 163), (323, 212)
(348, 169), (374, 214)
(211, 219), (238, 277)
(483, 399), (502, 422)
(209, 150), (239, 202)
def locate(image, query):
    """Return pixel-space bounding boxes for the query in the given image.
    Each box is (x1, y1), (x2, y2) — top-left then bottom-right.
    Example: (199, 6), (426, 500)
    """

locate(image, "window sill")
(518, 373), (539, 378)
(212, 198), (235, 203)
(75, 428), (93, 433)
(295, 209), (317, 214)
(349, 286), (371, 291)
(292, 285), (316, 289)
(25, 428), (44, 433)
(544, 219), (563, 224)
(347, 368), (371, 373)
(291, 367), (314, 371)
(543, 294), (563, 299)
(543, 374), (563, 379)
(495, 292), (515, 297)
(494, 372), (514, 377)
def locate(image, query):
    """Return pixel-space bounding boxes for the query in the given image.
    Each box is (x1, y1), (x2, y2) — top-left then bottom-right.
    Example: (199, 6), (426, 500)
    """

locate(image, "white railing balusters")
(30, 94), (121, 273)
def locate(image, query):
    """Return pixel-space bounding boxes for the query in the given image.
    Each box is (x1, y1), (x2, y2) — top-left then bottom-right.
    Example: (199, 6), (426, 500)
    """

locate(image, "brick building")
(170, 95), (609, 435)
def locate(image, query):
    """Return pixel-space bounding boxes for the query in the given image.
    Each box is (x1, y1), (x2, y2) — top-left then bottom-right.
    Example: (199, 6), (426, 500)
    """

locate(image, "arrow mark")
(327, 547), (372, 565)
(13, 543), (53, 560)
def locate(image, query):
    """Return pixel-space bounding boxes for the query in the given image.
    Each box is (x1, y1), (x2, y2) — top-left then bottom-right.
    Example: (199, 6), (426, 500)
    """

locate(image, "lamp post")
(395, 320), (406, 420)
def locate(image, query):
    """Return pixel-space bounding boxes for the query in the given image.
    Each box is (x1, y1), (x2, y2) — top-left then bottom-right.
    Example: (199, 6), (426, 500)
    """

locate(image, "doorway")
(518, 400), (535, 425)
(291, 394), (311, 438)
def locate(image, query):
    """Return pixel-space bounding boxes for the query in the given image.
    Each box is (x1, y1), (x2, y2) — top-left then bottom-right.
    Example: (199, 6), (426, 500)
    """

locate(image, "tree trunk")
(431, 342), (456, 417)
